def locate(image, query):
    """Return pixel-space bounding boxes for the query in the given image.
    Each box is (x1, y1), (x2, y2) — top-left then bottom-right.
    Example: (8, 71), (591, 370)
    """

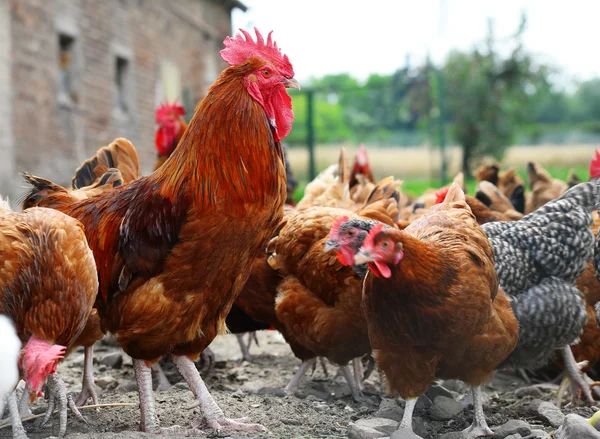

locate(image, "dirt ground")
(0, 331), (597, 439)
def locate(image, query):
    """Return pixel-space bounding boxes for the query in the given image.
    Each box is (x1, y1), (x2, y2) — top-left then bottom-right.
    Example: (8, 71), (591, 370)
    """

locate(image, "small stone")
(299, 388), (330, 401)
(335, 382), (352, 399)
(415, 395), (432, 410)
(528, 400), (565, 428)
(348, 418), (399, 439)
(376, 398), (403, 422)
(98, 365), (107, 373)
(514, 386), (544, 398)
(391, 429), (422, 439)
(250, 403), (260, 408)
(412, 417), (430, 437)
(528, 428), (551, 439)
(429, 396), (463, 421)
(493, 419), (531, 438)
(116, 379), (138, 393)
(97, 352), (123, 369)
(240, 379), (265, 394)
(236, 374), (249, 381)
(173, 382), (188, 390)
(425, 384), (454, 400)
(345, 405), (355, 413)
(231, 389), (245, 400)
(313, 402), (329, 412)
(280, 418), (301, 426)
(555, 414), (600, 439)
(439, 432), (465, 439)
(95, 376), (118, 390)
(504, 435), (522, 439)
(257, 387), (286, 397)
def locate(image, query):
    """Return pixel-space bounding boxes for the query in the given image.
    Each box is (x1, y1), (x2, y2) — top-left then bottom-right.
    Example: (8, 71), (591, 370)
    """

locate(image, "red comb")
(435, 187), (450, 204)
(590, 149), (600, 179)
(356, 144), (369, 166)
(362, 223), (385, 251)
(220, 28), (294, 76)
(155, 102), (185, 124)
(329, 216), (350, 238)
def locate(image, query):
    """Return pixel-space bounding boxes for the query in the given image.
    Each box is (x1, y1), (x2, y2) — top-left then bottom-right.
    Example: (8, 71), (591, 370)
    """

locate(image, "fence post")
(437, 69), (448, 186)
(306, 89), (316, 181)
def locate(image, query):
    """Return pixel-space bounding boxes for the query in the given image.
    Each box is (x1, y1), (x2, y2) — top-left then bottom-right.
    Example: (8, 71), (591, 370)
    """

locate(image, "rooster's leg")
(151, 363), (171, 391)
(7, 392), (27, 439)
(285, 359), (315, 395)
(235, 334), (254, 362)
(172, 355), (266, 432)
(559, 346), (595, 405)
(393, 398), (420, 437)
(352, 358), (365, 390)
(340, 364), (364, 402)
(462, 386), (493, 438)
(133, 359), (160, 433)
(39, 374), (87, 437)
(75, 345), (98, 406)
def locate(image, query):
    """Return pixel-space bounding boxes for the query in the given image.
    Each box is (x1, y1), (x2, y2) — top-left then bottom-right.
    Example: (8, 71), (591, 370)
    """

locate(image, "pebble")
(412, 417), (430, 437)
(97, 352), (123, 369)
(347, 418), (399, 439)
(240, 379), (266, 394)
(313, 402), (329, 412)
(493, 419), (531, 438)
(425, 384), (454, 400)
(514, 386), (544, 398)
(527, 429), (551, 439)
(345, 405), (355, 413)
(376, 398), (403, 422)
(391, 429), (422, 439)
(95, 376), (118, 390)
(438, 432), (464, 439)
(528, 399), (565, 428)
(231, 389), (245, 400)
(415, 395), (432, 410)
(280, 418), (301, 426)
(555, 414), (600, 439)
(429, 396), (464, 421)
(257, 386), (286, 397)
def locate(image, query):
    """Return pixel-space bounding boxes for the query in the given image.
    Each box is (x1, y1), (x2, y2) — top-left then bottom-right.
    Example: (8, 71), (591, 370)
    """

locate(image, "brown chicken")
(21, 28), (298, 434)
(525, 161), (568, 213)
(474, 181), (524, 221)
(0, 200), (98, 437)
(267, 176), (400, 400)
(349, 144), (375, 189)
(353, 184), (518, 438)
(477, 164), (526, 214)
(153, 102), (188, 171)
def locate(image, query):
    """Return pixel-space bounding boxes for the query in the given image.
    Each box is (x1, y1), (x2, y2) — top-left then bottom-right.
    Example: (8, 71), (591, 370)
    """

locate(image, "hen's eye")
(382, 242), (389, 249)
(262, 70), (271, 77)
(347, 230), (355, 237)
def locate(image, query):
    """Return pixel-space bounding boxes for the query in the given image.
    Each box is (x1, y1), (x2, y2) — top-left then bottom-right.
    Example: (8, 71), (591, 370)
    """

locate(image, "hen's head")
(325, 216), (377, 267)
(435, 186), (449, 204)
(220, 28), (299, 142)
(354, 223), (404, 279)
(155, 102), (186, 156)
(19, 337), (65, 402)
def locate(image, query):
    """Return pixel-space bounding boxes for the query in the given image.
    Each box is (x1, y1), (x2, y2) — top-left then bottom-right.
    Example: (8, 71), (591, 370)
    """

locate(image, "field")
(286, 144), (596, 199)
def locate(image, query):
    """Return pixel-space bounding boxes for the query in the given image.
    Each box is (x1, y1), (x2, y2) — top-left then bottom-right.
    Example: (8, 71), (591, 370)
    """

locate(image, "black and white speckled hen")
(482, 155), (600, 403)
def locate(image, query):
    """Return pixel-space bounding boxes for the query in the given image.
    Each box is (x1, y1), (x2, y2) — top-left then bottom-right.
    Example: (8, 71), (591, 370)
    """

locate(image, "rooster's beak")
(283, 78), (301, 90)
(354, 251), (372, 265)
(323, 240), (339, 252)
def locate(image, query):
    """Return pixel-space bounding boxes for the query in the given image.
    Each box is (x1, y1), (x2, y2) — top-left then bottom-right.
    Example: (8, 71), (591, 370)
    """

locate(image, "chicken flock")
(0, 27), (600, 439)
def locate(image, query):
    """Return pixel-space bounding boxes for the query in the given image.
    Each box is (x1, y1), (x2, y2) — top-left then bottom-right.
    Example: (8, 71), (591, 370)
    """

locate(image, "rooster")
(153, 101), (188, 171)
(0, 199), (98, 437)
(349, 184), (518, 438)
(21, 28), (298, 434)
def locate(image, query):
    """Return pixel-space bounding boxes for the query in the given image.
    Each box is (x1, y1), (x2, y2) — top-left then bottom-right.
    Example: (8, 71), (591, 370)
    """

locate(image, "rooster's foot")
(39, 374), (87, 437)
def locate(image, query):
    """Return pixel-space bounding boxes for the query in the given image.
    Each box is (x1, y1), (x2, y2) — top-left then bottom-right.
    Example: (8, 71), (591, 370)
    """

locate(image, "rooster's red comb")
(435, 186), (450, 204)
(362, 223), (385, 251)
(590, 149), (600, 180)
(155, 102), (185, 124)
(220, 28), (294, 76)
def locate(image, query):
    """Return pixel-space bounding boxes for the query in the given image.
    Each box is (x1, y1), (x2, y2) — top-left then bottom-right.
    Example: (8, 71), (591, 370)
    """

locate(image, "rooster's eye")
(262, 70), (271, 77)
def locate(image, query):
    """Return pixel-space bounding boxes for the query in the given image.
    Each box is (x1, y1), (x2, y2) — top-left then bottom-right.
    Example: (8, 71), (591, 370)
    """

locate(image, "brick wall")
(5, 0), (235, 199)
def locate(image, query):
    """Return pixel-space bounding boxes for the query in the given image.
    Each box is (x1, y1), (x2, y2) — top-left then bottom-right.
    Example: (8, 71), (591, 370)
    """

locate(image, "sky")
(232, 0), (599, 85)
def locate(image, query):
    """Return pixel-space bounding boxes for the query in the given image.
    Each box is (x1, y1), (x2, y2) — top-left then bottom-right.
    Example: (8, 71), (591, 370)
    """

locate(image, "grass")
(288, 145), (595, 201)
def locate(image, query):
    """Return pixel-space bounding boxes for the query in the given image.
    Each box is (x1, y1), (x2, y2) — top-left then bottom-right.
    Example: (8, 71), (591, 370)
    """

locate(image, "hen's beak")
(354, 251), (372, 265)
(323, 240), (339, 252)
(283, 78), (301, 90)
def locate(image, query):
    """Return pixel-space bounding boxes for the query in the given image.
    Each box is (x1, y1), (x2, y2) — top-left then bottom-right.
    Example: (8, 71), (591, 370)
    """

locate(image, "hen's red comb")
(362, 223), (385, 251)
(220, 28), (294, 76)
(435, 186), (449, 204)
(356, 144), (369, 166)
(155, 102), (185, 124)
(590, 149), (600, 179)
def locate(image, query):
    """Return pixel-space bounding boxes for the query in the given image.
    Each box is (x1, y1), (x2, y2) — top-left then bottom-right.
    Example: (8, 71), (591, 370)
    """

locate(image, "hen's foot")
(39, 374), (87, 437)
(162, 417), (266, 436)
(462, 425), (494, 439)
(559, 347), (595, 406)
(462, 386), (494, 439)
(75, 346), (98, 406)
(285, 359), (315, 395)
(340, 364), (364, 402)
(133, 359), (160, 433)
(7, 391), (28, 439)
(390, 428), (423, 439)
(173, 355), (266, 433)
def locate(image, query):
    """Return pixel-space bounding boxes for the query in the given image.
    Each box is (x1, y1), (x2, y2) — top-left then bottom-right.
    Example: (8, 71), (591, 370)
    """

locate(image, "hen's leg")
(197, 348), (215, 375)
(151, 364), (171, 391)
(285, 359), (315, 395)
(39, 374), (87, 437)
(75, 346), (98, 406)
(172, 355), (266, 432)
(247, 331), (259, 348)
(17, 387), (32, 418)
(391, 398), (420, 438)
(235, 334), (254, 362)
(353, 358), (365, 390)
(462, 386), (493, 439)
(133, 359), (160, 433)
(559, 346), (595, 405)
(7, 392), (28, 439)
(340, 364), (364, 402)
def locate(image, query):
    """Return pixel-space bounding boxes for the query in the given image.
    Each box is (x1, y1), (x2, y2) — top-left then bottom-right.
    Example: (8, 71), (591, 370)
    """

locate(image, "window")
(115, 56), (130, 113)
(58, 34), (76, 103)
